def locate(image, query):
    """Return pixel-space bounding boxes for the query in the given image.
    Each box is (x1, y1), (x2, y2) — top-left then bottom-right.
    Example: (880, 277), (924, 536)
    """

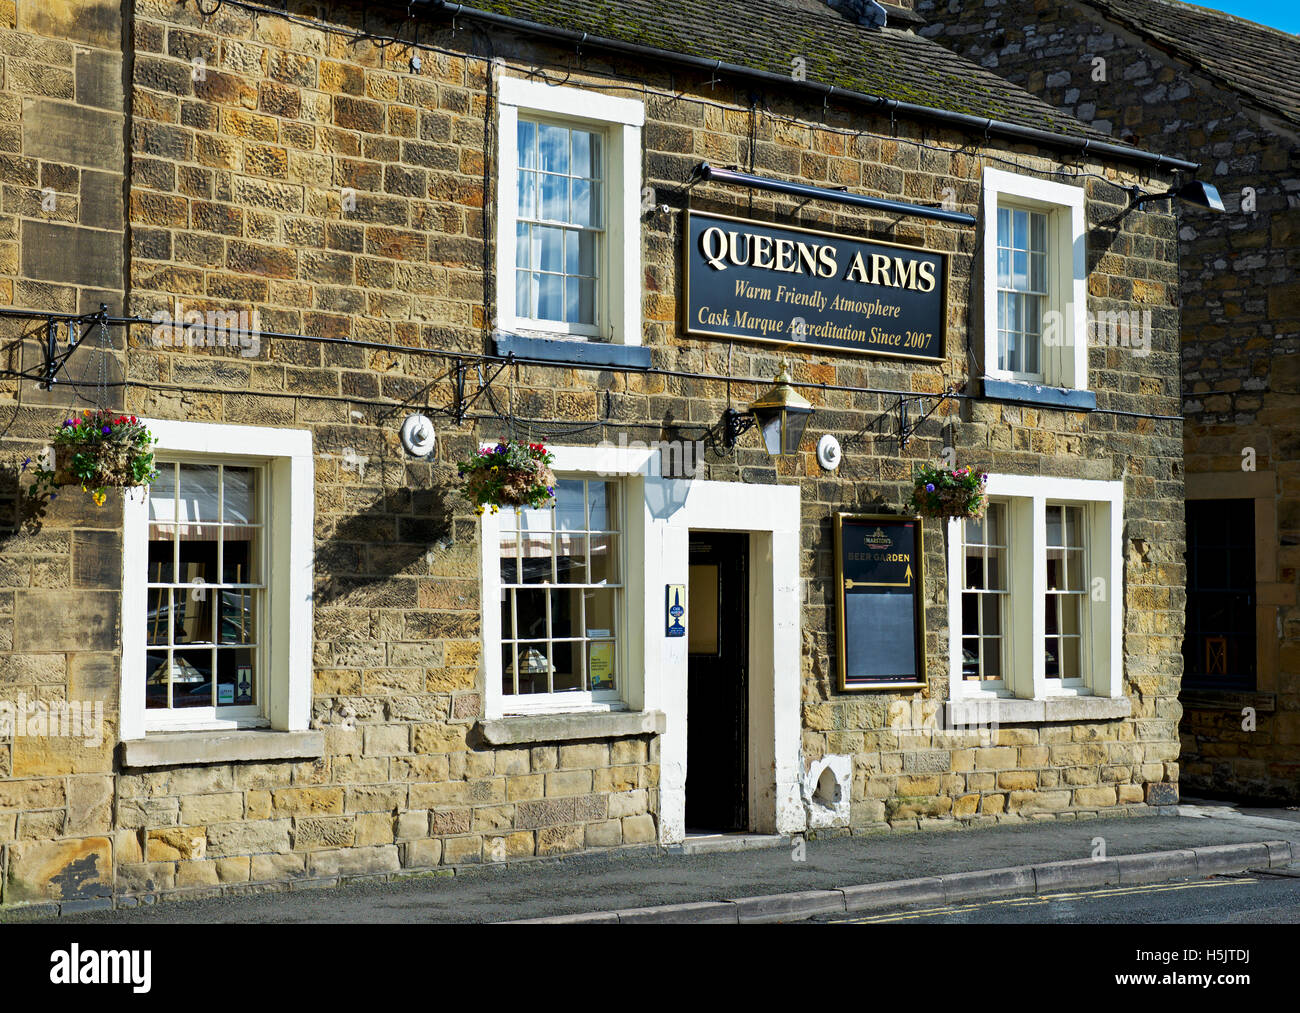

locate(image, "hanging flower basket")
(908, 463), (988, 520)
(457, 440), (556, 516)
(32, 409), (158, 506)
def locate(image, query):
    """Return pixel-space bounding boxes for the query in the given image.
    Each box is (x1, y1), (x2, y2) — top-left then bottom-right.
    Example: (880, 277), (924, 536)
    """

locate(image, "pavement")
(17, 798), (1300, 924)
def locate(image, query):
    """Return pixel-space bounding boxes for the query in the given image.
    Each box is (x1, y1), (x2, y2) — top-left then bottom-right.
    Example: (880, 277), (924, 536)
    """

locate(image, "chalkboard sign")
(834, 513), (926, 691)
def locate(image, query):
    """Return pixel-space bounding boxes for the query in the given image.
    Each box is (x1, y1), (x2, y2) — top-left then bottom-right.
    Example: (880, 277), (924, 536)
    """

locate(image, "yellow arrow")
(845, 564), (913, 590)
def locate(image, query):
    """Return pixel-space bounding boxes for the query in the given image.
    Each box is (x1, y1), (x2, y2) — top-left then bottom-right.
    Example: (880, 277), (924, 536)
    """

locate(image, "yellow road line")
(838, 877), (1257, 923)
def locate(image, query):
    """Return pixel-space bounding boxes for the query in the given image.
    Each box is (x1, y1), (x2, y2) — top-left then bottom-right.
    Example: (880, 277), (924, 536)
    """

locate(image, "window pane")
(146, 590), (171, 646)
(170, 650), (213, 708)
(501, 644), (517, 696)
(567, 277), (596, 325)
(537, 271), (563, 320)
(554, 532), (587, 584)
(986, 548), (1005, 591)
(572, 179), (596, 227)
(499, 531), (519, 584)
(1065, 549), (1086, 591)
(509, 643), (552, 695)
(1013, 209), (1028, 250)
(964, 548), (985, 590)
(1030, 253), (1047, 292)
(588, 481), (613, 531)
(1030, 211), (1047, 252)
(550, 587), (582, 640)
(1046, 506), (1063, 546)
(961, 638), (980, 680)
(223, 467), (256, 524)
(149, 462), (178, 528)
(1045, 638), (1060, 678)
(555, 480), (585, 531)
(147, 537), (175, 584)
(517, 119), (537, 170)
(962, 592), (979, 633)
(515, 222), (530, 268)
(536, 225), (563, 274)
(571, 129), (599, 178)
(500, 591), (513, 642)
(219, 587), (255, 645)
(538, 123), (568, 174)
(222, 529), (255, 585)
(146, 651), (170, 708)
(983, 638), (1002, 679)
(997, 207), (1011, 247)
(1059, 638), (1080, 680)
(541, 172), (567, 221)
(516, 170), (536, 219)
(981, 595), (1001, 637)
(567, 230), (597, 277)
(514, 588), (547, 640)
(589, 533), (618, 584)
(1013, 250), (1028, 290)
(515, 267), (532, 318)
(216, 647), (255, 706)
(173, 585), (215, 645)
(551, 641), (581, 692)
(996, 247), (1010, 289)
(584, 588), (617, 638)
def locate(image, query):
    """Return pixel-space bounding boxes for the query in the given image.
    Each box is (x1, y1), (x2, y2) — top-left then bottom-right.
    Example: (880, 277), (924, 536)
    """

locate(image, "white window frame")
(947, 474), (1122, 703)
(120, 421), (314, 738)
(982, 168), (1087, 390)
(481, 443), (652, 719)
(495, 75), (644, 345)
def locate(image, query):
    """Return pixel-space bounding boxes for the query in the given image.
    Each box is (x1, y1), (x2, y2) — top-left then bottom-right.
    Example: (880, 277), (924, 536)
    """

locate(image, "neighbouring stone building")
(916, 0), (1300, 802)
(0, 0), (1195, 911)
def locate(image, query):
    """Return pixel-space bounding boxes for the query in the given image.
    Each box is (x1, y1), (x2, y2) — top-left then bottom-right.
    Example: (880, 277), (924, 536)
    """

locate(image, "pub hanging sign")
(684, 210), (947, 361)
(834, 513), (926, 692)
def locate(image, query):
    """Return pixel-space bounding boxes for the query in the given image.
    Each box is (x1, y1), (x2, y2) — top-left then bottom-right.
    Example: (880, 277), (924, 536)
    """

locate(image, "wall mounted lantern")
(721, 361), (814, 457)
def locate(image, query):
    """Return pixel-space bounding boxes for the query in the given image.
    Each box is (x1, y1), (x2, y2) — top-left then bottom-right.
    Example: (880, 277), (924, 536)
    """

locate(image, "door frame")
(640, 475), (802, 843)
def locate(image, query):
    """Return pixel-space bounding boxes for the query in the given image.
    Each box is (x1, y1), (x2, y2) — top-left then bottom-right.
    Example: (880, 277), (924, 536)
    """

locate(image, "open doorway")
(685, 532), (749, 832)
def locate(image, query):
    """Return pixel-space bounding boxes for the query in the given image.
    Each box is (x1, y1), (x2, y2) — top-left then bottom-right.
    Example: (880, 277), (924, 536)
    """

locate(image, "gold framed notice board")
(833, 513), (926, 692)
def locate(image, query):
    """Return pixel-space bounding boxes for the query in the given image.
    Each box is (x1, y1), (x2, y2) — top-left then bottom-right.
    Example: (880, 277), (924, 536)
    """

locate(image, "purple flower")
(925, 483), (935, 492)
(64, 419), (73, 427)
(102, 425), (112, 435)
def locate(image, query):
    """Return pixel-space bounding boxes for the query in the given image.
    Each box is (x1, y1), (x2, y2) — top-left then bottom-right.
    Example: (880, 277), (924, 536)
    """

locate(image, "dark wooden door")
(686, 532), (749, 832)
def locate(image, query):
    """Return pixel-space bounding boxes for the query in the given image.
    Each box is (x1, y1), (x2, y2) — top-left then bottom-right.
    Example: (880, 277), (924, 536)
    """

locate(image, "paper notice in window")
(589, 642), (615, 691)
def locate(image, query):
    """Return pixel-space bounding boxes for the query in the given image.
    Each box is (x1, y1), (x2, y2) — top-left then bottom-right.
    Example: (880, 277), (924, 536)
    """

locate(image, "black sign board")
(684, 210), (947, 360)
(833, 513), (926, 691)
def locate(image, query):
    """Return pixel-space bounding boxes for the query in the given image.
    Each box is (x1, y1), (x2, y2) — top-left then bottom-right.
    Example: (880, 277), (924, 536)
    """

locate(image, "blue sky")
(1193, 1), (1300, 33)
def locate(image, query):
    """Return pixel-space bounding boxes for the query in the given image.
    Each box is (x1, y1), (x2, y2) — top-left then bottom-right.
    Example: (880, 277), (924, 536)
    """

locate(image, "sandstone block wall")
(0, 0), (1186, 907)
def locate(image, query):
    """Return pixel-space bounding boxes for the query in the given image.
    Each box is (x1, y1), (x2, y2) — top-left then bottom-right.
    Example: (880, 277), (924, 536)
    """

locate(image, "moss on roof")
(468, 0), (1114, 139)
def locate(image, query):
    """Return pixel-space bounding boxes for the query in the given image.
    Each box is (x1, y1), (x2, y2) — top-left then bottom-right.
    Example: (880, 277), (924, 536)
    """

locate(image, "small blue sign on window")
(666, 584), (686, 638)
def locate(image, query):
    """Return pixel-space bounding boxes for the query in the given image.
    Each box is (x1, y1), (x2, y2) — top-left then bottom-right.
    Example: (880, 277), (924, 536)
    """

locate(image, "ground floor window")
(1183, 498), (1255, 689)
(146, 461), (265, 714)
(498, 477), (622, 699)
(948, 475), (1122, 701)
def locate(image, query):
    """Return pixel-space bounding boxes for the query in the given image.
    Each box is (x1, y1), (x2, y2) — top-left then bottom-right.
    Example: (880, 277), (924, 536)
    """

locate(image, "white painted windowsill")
(945, 696), (1131, 726)
(477, 709), (666, 746)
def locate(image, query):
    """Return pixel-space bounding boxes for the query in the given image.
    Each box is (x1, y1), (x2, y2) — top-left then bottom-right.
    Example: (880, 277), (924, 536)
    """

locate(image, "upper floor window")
(996, 205), (1048, 378)
(496, 77), (643, 346)
(982, 168), (1087, 393)
(515, 118), (603, 332)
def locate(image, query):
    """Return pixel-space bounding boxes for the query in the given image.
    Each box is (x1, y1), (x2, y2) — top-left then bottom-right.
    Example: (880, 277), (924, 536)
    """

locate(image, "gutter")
(413, 0), (1199, 174)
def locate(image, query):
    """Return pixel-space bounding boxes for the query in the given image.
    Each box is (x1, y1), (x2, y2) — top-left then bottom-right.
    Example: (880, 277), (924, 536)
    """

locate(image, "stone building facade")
(915, 0), (1300, 802)
(0, 0), (1191, 910)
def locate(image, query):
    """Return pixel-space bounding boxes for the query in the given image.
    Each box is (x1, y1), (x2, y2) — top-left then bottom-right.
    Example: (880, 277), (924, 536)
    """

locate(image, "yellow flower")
(92, 490), (106, 507)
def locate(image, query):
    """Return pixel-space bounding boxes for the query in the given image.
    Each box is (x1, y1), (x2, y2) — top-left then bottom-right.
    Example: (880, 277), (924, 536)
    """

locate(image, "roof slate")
(1080, 0), (1300, 126)
(464, 0), (1113, 140)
